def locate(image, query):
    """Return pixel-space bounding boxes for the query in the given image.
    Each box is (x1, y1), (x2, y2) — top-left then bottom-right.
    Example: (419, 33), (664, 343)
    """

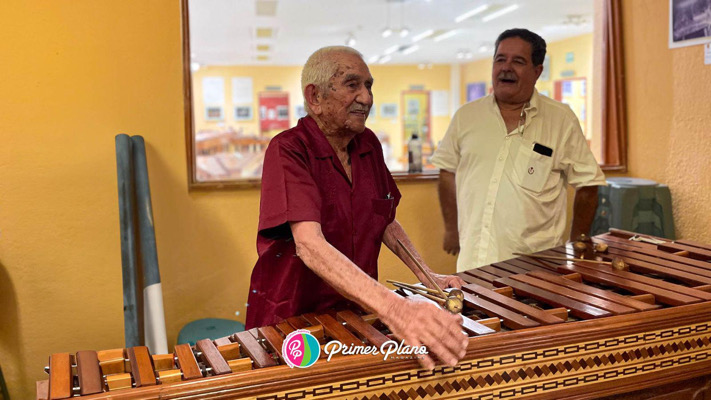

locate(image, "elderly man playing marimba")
(245, 46), (468, 370)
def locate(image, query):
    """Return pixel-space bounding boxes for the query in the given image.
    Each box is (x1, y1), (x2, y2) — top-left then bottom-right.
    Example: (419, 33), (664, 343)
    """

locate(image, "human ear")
(534, 64), (544, 81)
(304, 84), (322, 115)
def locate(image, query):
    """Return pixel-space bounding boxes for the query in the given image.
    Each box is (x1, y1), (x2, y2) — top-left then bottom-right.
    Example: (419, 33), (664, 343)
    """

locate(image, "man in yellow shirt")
(432, 29), (605, 271)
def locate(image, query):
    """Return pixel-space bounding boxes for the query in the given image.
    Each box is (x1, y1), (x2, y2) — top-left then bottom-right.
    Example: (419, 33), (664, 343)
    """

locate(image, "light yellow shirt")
(431, 90), (606, 271)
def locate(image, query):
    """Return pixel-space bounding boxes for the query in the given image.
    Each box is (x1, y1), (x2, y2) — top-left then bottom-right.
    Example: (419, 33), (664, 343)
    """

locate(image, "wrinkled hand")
(443, 229), (460, 255)
(429, 272), (466, 289)
(380, 297), (468, 370)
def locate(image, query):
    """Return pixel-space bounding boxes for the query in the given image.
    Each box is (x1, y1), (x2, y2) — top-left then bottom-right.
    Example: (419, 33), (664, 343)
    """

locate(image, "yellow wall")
(620, 0), (711, 243)
(0, 2), (455, 399)
(193, 64), (452, 162)
(460, 57), (492, 104)
(2, 1), (711, 399)
(368, 64), (452, 159)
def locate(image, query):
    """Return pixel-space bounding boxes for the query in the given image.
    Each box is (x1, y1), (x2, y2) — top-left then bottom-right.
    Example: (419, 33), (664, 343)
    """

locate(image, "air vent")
(255, 27), (275, 38)
(255, 0), (277, 17)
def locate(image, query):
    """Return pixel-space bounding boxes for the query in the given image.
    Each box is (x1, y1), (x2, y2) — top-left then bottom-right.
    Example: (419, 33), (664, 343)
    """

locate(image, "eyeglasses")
(517, 103), (529, 136)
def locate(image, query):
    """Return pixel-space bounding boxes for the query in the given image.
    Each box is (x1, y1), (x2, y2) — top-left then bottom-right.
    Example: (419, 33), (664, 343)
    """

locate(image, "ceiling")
(188, 0), (594, 67)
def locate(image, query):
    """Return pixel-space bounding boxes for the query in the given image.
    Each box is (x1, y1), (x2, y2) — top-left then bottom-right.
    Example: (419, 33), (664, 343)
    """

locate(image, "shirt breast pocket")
(372, 198), (395, 222)
(515, 145), (554, 193)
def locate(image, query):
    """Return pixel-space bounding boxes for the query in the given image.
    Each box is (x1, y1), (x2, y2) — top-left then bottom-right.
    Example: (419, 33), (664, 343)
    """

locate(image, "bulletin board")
(401, 90), (431, 144)
(554, 78), (587, 137)
(258, 92), (290, 134)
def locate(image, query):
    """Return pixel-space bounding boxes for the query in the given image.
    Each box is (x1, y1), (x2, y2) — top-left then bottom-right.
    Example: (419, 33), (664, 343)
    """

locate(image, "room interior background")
(1, 1), (710, 399)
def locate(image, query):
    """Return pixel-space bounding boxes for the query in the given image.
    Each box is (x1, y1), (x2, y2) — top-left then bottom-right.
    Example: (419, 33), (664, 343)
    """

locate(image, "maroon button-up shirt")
(245, 116), (401, 329)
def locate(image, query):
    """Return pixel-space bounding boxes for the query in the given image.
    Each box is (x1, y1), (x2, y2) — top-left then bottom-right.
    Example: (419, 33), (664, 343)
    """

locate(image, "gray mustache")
(498, 73), (517, 80)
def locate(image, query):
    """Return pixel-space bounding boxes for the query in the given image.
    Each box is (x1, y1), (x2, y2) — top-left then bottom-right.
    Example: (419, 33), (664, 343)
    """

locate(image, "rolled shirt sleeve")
(258, 138), (322, 234)
(560, 110), (606, 189)
(431, 109), (461, 172)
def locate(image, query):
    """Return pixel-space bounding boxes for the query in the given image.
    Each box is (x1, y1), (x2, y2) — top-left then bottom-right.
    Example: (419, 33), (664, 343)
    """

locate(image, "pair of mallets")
(390, 240), (465, 314)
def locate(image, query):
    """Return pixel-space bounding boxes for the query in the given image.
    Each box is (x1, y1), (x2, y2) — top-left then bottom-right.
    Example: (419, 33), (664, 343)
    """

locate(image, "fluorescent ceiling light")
(482, 4), (519, 22)
(412, 29), (434, 42)
(455, 5), (489, 23)
(402, 45), (419, 55)
(433, 30), (456, 42)
(379, 55), (392, 64)
(368, 55), (380, 63)
(384, 45), (400, 55)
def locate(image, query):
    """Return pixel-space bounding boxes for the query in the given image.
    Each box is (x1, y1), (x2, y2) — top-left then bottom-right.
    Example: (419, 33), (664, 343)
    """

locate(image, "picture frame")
(294, 105), (307, 119)
(466, 82), (486, 102)
(234, 105), (252, 121)
(669, 0), (711, 48)
(205, 106), (224, 121)
(380, 103), (398, 118)
(276, 105), (289, 120)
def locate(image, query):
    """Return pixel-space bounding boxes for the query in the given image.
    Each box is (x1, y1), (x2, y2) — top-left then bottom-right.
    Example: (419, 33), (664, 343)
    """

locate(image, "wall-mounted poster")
(669, 0), (711, 48)
(202, 77), (225, 105)
(540, 55), (551, 81)
(466, 82), (486, 102)
(431, 90), (449, 116)
(258, 92), (290, 134)
(231, 77), (253, 104)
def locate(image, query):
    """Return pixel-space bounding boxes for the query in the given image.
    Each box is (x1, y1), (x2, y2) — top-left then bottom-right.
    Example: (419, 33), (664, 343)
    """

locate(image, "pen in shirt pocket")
(386, 192), (392, 199)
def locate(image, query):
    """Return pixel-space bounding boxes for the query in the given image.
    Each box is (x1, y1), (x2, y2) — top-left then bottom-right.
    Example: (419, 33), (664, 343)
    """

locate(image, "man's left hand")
(428, 273), (466, 289)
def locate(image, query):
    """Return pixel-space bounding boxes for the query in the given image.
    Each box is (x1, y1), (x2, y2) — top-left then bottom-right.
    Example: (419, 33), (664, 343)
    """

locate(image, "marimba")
(38, 230), (711, 399)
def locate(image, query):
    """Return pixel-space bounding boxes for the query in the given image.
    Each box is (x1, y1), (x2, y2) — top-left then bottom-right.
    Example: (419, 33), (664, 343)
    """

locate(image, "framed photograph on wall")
(205, 106), (224, 121)
(669, 0), (711, 48)
(380, 103), (398, 118)
(466, 82), (486, 102)
(294, 105), (307, 118)
(234, 105), (252, 121)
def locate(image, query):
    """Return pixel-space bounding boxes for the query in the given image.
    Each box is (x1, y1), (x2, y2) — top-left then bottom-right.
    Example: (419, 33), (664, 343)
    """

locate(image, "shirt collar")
(526, 89), (540, 119)
(488, 88), (540, 119)
(300, 116), (374, 158)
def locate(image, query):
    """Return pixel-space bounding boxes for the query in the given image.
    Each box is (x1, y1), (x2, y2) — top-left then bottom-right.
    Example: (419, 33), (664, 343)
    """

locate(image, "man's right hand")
(443, 229), (460, 255)
(379, 296), (468, 370)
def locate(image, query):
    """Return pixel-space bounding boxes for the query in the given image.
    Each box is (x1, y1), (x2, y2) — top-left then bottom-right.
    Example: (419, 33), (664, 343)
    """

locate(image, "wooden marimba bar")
(38, 230), (711, 399)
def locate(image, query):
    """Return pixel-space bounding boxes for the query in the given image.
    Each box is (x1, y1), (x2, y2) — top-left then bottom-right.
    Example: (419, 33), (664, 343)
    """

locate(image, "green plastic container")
(591, 177), (675, 239)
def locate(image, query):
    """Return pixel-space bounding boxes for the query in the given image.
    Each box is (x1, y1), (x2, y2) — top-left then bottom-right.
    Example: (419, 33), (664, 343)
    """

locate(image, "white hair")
(301, 46), (365, 115)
